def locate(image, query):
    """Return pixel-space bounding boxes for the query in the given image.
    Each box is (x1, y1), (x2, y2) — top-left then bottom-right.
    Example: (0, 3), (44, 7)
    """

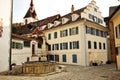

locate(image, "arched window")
(25, 19), (28, 24)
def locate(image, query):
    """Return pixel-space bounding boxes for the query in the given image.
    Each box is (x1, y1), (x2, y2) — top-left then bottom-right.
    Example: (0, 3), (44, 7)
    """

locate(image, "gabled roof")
(32, 7), (86, 35)
(32, 14), (61, 34)
(23, 0), (37, 19)
(19, 14), (61, 35)
(109, 6), (118, 17)
(12, 33), (33, 41)
(43, 7), (86, 30)
(24, 8), (37, 19)
(12, 33), (43, 44)
(109, 5), (120, 20)
(38, 14), (61, 27)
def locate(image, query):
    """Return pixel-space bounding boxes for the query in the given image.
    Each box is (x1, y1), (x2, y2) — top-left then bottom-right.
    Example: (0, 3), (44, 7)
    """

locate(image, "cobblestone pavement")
(0, 63), (120, 80)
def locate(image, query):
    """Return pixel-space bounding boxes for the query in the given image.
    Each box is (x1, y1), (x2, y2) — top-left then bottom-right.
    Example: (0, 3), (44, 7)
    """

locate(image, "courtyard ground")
(0, 63), (120, 80)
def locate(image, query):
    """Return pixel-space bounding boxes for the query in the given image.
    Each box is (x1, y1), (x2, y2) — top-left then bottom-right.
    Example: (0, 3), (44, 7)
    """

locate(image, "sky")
(13, 0), (120, 23)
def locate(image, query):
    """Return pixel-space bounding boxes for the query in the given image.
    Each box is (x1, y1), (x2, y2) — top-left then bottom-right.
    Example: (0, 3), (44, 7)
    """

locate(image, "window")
(72, 15), (75, 21)
(86, 26), (91, 34)
(101, 31), (104, 37)
(12, 42), (15, 48)
(38, 43), (41, 48)
(72, 54), (77, 63)
(103, 43), (106, 50)
(62, 18), (65, 24)
(25, 19), (28, 24)
(70, 42), (72, 49)
(99, 42), (102, 49)
(54, 32), (57, 39)
(96, 29), (99, 36)
(94, 8), (97, 12)
(12, 42), (23, 49)
(63, 42), (68, 50)
(88, 14), (103, 24)
(94, 42), (97, 49)
(55, 55), (59, 62)
(88, 41), (91, 49)
(73, 41), (79, 49)
(98, 18), (103, 24)
(91, 27), (95, 35)
(49, 55), (54, 61)
(69, 27), (78, 35)
(62, 54), (67, 62)
(103, 32), (107, 37)
(92, 15), (95, 21)
(54, 44), (59, 50)
(70, 41), (79, 49)
(60, 43), (62, 50)
(52, 44), (54, 50)
(48, 45), (51, 51)
(48, 33), (51, 40)
(24, 41), (30, 47)
(89, 14), (92, 19)
(60, 29), (68, 37)
(115, 24), (120, 38)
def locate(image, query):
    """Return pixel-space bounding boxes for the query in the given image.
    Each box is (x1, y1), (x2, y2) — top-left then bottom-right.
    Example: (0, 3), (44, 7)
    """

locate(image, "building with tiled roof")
(31, 0), (108, 66)
(12, 34), (42, 65)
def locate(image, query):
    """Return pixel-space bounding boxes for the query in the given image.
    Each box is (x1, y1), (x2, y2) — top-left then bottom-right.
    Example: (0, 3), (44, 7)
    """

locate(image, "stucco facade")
(0, 0), (12, 72)
(37, 0), (108, 66)
(109, 5), (120, 69)
(12, 34), (42, 65)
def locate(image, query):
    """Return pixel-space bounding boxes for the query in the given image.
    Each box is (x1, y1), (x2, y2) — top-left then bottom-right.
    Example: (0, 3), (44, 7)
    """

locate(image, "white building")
(12, 34), (42, 65)
(0, 0), (12, 72)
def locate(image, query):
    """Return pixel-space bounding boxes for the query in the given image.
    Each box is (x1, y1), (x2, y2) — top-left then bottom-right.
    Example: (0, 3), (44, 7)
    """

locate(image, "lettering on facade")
(0, 18), (3, 37)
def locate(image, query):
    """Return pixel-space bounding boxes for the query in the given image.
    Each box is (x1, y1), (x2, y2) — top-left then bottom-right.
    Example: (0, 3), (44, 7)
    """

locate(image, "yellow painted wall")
(44, 21), (84, 65)
(112, 11), (120, 47)
(117, 55), (120, 70)
(44, 20), (108, 66)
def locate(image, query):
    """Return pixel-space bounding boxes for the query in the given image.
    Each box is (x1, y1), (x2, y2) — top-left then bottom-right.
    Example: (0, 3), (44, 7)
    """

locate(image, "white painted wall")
(0, 0), (12, 72)
(12, 39), (42, 65)
(23, 17), (37, 25)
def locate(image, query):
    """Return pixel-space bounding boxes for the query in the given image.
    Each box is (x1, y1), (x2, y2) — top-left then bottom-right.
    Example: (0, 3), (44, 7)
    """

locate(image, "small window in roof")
(94, 7), (97, 12)
(62, 18), (69, 24)
(72, 14), (79, 21)
(62, 18), (65, 24)
(72, 15), (75, 21)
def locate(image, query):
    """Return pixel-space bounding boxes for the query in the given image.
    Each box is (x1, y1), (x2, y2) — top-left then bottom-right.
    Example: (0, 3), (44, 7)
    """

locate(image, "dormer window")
(94, 7), (97, 12)
(54, 22), (57, 26)
(25, 19), (28, 25)
(72, 14), (79, 21)
(54, 21), (61, 26)
(62, 18), (65, 24)
(48, 23), (53, 29)
(62, 17), (69, 24)
(72, 15), (75, 21)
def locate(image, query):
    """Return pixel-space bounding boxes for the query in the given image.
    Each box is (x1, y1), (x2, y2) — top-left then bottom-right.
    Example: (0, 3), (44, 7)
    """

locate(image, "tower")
(23, 0), (38, 25)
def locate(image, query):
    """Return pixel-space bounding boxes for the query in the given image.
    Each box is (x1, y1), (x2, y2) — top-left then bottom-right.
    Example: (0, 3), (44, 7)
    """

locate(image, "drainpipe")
(9, 0), (13, 70)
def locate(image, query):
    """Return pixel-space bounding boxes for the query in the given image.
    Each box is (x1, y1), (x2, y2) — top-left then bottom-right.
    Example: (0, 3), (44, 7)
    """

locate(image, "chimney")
(71, 5), (74, 13)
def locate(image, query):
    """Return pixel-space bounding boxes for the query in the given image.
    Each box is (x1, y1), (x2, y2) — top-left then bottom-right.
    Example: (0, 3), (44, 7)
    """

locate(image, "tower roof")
(24, 0), (37, 19)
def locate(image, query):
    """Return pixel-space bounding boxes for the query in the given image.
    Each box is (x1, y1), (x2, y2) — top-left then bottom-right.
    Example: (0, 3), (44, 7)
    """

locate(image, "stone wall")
(22, 62), (56, 74)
